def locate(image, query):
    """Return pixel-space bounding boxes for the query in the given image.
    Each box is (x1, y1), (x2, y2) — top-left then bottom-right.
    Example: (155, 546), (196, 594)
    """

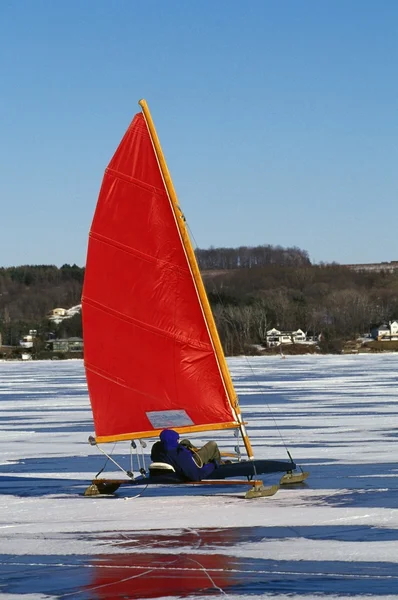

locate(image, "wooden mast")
(139, 99), (254, 459)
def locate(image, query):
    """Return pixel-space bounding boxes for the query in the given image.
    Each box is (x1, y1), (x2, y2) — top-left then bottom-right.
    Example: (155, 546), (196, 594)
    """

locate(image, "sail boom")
(95, 421), (240, 444)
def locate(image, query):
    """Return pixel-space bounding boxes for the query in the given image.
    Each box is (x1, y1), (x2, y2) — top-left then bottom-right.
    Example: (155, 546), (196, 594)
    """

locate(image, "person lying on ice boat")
(150, 429), (223, 481)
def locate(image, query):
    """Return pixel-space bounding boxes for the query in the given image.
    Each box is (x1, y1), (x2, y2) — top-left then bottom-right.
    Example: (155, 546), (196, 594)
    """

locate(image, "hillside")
(0, 264), (84, 346)
(202, 262), (398, 353)
(1, 249), (398, 354)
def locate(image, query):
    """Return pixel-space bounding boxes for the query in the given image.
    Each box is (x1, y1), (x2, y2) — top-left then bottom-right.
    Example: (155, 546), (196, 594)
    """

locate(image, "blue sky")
(1, 1), (397, 267)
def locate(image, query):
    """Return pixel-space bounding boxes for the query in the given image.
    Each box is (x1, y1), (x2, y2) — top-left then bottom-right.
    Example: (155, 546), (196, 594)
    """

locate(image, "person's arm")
(176, 447), (202, 481)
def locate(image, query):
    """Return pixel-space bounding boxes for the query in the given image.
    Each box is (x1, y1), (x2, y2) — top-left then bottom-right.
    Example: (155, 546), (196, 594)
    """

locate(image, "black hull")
(143, 459), (296, 485)
(207, 459), (296, 480)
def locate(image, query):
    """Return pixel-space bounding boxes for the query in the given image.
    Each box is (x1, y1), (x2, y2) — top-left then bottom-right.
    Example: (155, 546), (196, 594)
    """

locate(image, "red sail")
(82, 112), (238, 442)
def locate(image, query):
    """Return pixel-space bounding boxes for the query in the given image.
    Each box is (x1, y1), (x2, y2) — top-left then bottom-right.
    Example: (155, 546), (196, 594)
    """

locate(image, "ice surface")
(1, 355), (398, 598)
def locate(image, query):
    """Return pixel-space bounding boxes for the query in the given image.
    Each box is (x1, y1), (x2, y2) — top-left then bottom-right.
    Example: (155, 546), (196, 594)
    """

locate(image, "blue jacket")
(152, 429), (215, 482)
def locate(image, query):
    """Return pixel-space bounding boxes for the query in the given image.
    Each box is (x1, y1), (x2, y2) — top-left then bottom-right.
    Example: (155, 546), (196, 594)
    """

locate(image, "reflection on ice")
(3, 534), (398, 598)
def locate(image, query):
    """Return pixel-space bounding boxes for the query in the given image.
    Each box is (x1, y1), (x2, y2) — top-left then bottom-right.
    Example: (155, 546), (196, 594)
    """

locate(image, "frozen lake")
(1, 354), (398, 599)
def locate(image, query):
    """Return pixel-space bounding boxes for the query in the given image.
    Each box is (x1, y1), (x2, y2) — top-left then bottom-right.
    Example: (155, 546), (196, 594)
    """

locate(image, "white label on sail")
(146, 410), (194, 429)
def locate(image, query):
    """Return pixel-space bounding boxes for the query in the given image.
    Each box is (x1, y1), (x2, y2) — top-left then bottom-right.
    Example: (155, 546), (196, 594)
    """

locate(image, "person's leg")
(180, 438), (197, 450)
(195, 441), (221, 465)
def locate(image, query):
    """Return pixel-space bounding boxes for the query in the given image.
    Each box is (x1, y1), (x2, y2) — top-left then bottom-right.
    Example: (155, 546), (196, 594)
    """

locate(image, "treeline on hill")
(0, 264), (84, 347)
(1, 249), (398, 355)
(196, 244), (310, 270)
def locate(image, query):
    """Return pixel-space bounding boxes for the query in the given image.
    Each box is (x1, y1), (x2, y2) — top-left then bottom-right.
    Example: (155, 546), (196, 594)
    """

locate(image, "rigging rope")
(94, 441), (117, 478)
(94, 443), (134, 478)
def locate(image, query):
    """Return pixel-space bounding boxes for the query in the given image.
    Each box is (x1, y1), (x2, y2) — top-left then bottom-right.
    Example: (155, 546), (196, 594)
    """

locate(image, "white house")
(19, 335), (33, 348)
(371, 320), (398, 341)
(48, 305), (81, 324)
(266, 328), (307, 347)
(48, 308), (67, 323)
(19, 329), (37, 349)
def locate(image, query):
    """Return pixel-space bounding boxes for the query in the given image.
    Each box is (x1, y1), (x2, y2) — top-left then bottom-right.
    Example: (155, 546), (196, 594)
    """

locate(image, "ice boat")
(82, 100), (308, 499)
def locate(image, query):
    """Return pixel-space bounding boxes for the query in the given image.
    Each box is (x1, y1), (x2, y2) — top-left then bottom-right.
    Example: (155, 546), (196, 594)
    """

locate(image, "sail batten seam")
(88, 230), (190, 274)
(83, 296), (214, 352)
(105, 167), (166, 194)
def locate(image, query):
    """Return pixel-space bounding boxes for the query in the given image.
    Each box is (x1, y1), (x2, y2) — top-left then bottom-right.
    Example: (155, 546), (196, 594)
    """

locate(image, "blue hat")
(160, 429), (180, 450)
